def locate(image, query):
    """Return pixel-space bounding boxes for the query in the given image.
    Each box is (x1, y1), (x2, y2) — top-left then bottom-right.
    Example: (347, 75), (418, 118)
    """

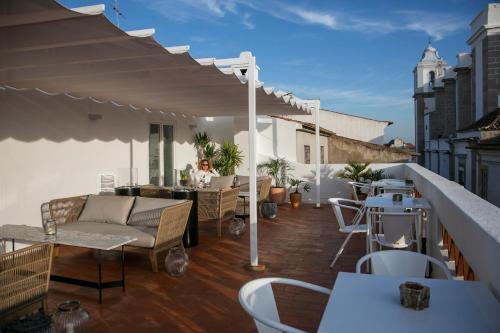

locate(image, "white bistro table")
(371, 179), (415, 195)
(318, 272), (500, 333)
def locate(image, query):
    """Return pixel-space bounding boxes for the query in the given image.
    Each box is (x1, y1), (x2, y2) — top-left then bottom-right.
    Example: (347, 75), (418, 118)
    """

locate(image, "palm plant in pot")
(288, 177), (311, 208)
(213, 141), (244, 176)
(193, 131), (211, 161)
(257, 157), (292, 205)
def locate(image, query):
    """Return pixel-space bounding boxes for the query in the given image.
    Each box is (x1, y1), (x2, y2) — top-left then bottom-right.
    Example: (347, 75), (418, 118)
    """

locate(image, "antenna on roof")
(111, 0), (125, 28)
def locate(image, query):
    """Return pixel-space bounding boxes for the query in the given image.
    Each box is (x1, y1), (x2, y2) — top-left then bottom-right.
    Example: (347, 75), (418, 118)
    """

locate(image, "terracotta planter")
(289, 192), (302, 208)
(269, 187), (287, 205)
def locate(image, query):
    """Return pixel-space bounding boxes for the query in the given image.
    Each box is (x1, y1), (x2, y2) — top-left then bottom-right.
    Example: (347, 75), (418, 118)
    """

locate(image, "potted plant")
(336, 161), (371, 182)
(179, 169), (189, 187)
(288, 177), (311, 208)
(213, 141), (244, 176)
(258, 157), (292, 205)
(336, 161), (372, 200)
(193, 131), (211, 161)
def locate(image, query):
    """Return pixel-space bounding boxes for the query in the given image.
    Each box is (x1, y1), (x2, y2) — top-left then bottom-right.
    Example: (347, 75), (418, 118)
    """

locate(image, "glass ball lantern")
(165, 247), (189, 277)
(229, 218), (246, 239)
(53, 300), (89, 333)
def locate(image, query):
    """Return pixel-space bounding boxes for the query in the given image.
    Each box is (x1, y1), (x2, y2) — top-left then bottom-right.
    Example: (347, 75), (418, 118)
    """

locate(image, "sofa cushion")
(127, 197), (186, 227)
(59, 221), (156, 248)
(210, 176), (234, 189)
(77, 195), (135, 225)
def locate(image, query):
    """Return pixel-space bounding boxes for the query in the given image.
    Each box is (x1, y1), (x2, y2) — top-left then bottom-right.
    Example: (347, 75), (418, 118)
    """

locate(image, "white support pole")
(247, 54), (259, 268)
(314, 100), (321, 207)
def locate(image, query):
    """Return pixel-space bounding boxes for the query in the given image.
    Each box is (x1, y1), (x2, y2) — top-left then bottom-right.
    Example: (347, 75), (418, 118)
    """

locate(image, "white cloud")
(242, 12), (255, 30)
(398, 11), (467, 41)
(135, 0), (467, 40)
(285, 7), (337, 29)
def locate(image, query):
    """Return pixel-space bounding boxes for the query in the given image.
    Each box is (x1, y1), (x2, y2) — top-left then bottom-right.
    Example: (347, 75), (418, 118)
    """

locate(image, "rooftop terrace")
(46, 204), (364, 332)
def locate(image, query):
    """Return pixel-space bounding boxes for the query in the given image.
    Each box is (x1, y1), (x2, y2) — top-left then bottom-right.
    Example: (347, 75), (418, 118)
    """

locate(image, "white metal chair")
(348, 181), (372, 202)
(368, 210), (421, 253)
(368, 193), (421, 253)
(356, 250), (452, 279)
(328, 198), (367, 234)
(328, 198), (368, 268)
(238, 277), (331, 333)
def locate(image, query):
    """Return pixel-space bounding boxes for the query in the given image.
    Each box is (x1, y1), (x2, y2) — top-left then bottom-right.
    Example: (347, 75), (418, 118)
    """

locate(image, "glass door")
(149, 124), (174, 186)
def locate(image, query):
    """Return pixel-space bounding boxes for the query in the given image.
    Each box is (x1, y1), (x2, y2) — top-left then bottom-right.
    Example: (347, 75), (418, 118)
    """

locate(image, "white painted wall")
(291, 109), (389, 144)
(285, 162), (406, 204)
(0, 89), (196, 227)
(295, 131), (329, 164)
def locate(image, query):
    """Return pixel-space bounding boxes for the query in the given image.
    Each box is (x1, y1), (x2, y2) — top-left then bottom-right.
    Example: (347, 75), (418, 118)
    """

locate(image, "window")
(149, 124), (174, 186)
(304, 145), (310, 164)
(320, 146), (325, 164)
(479, 165), (488, 199)
(457, 156), (466, 187)
(429, 71), (435, 86)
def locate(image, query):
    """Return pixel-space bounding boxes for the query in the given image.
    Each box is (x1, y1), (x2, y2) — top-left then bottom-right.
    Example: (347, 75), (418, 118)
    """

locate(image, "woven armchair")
(198, 187), (240, 237)
(43, 195), (193, 272)
(0, 243), (53, 324)
(236, 176), (272, 216)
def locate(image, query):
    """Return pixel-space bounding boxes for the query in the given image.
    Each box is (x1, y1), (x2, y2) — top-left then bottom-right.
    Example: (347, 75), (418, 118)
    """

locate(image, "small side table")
(236, 192), (250, 221)
(172, 188), (198, 248)
(115, 186), (140, 196)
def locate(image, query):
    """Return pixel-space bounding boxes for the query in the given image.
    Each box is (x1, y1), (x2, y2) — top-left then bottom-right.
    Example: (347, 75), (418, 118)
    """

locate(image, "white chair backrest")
(328, 198), (362, 231)
(370, 210), (418, 246)
(348, 181), (371, 201)
(356, 250), (452, 279)
(239, 278), (331, 333)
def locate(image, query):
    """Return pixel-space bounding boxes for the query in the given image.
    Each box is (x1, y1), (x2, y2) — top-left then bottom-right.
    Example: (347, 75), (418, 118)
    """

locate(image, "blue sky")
(61, 0), (488, 143)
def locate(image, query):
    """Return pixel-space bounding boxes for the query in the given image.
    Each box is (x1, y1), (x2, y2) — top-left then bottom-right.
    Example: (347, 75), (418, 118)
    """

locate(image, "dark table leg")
(122, 246), (125, 292)
(97, 250), (102, 304)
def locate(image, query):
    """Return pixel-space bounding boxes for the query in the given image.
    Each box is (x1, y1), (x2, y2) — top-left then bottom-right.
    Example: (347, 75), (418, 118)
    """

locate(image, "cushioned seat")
(59, 222), (157, 248)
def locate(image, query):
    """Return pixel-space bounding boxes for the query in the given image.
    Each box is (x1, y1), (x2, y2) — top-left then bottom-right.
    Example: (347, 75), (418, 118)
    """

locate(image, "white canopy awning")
(0, 0), (313, 117)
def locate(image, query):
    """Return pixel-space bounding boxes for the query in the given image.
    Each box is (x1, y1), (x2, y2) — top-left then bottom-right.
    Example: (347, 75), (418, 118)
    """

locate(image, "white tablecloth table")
(318, 272), (500, 333)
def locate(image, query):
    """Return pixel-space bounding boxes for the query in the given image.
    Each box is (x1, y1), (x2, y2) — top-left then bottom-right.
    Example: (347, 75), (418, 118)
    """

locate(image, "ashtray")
(399, 281), (430, 310)
(392, 193), (403, 202)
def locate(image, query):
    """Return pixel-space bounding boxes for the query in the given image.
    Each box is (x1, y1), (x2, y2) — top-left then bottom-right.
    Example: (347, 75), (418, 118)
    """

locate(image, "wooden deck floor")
(47, 204), (365, 332)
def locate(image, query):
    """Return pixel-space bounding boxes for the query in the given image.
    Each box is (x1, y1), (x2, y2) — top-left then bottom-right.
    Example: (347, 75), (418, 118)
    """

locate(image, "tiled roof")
(459, 108), (500, 132)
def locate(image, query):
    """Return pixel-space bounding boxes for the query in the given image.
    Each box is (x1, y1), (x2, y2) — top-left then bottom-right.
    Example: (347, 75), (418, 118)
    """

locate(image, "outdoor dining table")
(364, 196), (431, 253)
(370, 179), (415, 195)
(318, 272), (500, 333)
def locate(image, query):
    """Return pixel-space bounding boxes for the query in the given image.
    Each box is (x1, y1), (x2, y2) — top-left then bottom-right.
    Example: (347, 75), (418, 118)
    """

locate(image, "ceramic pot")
(289, 192), (302, 208)
(269, 187), (287, 205)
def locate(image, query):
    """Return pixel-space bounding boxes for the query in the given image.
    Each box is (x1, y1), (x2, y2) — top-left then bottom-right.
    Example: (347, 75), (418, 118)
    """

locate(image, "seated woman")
(194, 159), (215, 188)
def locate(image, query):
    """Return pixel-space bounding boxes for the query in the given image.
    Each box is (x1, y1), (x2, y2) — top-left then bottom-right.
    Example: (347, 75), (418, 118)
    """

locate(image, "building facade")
(413, 3), (500, 207)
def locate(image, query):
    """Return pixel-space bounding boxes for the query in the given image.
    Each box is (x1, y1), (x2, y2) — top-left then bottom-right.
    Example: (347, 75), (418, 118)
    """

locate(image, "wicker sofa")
(197, 187), (240, 237)
(43, 195), (192, 272)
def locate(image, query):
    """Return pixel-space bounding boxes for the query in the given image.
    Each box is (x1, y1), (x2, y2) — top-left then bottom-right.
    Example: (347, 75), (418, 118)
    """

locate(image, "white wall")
(291, 109), (389, 144)
(295, 131), (329, 164)
(0, 89), (196, 227)
(284, 162), (406, 204)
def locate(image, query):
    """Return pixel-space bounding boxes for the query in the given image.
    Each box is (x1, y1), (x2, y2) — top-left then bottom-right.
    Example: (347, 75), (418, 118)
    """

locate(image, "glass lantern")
(165, 247), (189, 277)
(229, 218), (246, 239)
(43, 218), (57, 235)
(53, 300), (89, 333)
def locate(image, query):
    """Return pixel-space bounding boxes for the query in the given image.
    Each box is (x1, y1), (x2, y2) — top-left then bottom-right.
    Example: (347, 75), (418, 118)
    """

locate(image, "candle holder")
(392, 193), (403, 202)
(43, 219), (57, 235)
(165, 247), (189, 277)
(399, 281), (430, 310)
(53, 300), (90, 332)
(229, 218), (246, 239)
